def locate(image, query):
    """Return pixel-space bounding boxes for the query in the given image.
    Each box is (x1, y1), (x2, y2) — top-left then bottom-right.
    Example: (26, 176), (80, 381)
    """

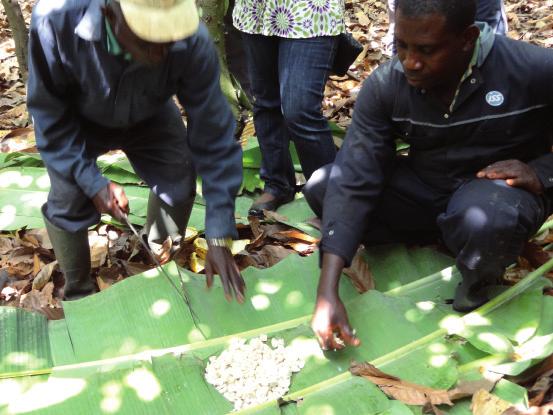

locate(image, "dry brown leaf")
(263, 210), (290, 223)
(32, 260), (57, 291)
(471, 389), (513, 415)
(448, 372), (503, 401)
(24, 229), (52, 250)
(32, 253), (41, 276)
(350, 361), (453, 406)
(7, 253), (34, 277)
(272, 229), (319, 244)
(343, 247), (374, 293)
(88, 232), (108, 268)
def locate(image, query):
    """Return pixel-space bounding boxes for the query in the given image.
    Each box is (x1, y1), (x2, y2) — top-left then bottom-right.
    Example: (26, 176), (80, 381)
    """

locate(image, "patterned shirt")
(233, 0), (345, 38)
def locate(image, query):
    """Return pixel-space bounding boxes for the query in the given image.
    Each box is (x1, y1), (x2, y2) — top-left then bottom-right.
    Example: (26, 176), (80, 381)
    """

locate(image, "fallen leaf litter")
(205, 335), (305, 411)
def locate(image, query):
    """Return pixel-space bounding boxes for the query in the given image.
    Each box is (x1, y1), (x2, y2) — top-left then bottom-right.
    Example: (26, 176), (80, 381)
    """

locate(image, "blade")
(122, 214), (205, 338)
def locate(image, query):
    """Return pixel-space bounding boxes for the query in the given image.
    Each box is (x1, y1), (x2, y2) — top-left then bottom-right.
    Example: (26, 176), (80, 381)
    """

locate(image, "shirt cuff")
(319, 220), (361, 267)
(528, 153), (553, 191)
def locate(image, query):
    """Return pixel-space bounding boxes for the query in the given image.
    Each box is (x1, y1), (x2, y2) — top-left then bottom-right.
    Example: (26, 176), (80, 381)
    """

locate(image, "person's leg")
(123, 102), (196, 251)
(476, 0), (507, 35)
(304, 160), (446, 245)
(279, 36), (338, 182)
(42, 122), (115, 300)
(241, 33), (296, 201)
(438, 179), (548, 312)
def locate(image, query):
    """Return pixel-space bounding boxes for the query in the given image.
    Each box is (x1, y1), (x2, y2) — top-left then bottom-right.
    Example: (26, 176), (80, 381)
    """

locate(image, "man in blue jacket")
(28, 0), (246, 302)
(305, 0), (553, 350)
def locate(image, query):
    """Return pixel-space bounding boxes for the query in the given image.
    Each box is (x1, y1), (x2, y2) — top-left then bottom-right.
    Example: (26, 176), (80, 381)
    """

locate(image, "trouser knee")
(303, 163), (333, 218)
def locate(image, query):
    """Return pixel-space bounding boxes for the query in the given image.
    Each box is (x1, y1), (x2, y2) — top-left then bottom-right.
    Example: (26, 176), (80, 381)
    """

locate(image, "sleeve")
(528, 153), (553, 191)
(27, 14), (108, 199)
(320, 70), (396, 266)
(176, 25), (242, 239)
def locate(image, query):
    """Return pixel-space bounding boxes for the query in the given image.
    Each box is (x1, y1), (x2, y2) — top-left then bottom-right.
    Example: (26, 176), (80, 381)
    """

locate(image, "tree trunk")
(1, 0), (28, 81)
(197, 0), (251, 121)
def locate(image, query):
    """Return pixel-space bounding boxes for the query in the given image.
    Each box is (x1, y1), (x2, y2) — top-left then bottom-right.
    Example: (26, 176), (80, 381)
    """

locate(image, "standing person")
(305, 0), (553, 350)
(233, 0), (343, 217)
(28, 0), (246, 302)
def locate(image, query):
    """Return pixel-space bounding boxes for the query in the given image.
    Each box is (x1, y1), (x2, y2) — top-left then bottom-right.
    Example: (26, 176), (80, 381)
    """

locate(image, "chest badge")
(486, 91), (504, 107)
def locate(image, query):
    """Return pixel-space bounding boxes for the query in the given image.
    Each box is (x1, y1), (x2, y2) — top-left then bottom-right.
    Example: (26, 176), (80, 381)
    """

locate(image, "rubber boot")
(452, 266), (501, 313)
(43, 214), (95, 300)
(144, 192), (194, 254)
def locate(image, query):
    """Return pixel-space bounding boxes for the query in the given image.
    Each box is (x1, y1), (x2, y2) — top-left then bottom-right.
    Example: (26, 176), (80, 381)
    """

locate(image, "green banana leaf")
(2, 249), (553, 414)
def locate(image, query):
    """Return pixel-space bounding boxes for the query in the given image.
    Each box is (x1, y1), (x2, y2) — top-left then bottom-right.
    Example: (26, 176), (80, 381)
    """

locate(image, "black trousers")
(43, 102), (196, 232)
(304, 161), (550, 288)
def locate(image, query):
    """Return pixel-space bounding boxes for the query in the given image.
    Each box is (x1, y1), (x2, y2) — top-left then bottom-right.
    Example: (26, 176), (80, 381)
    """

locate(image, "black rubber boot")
(144, 192), (194, 252)
(43, 214), (95, 300)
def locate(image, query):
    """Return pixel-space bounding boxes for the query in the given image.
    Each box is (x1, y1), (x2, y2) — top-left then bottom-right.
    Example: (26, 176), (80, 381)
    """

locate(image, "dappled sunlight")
(3, 352), (48, 370)
(430, 354), (449, 367)
(305, 404), (335, 415)
(20, 191), (47, 208)
(8, 377), (86, 413)
(142, 268), (161, 279)
(187, 324), (211, 343)
(0, 171), (34, 188)
(251, 294), (271, 310)
(115, 338), (139, 357)
(463, 313), (491, 328)
(477, 333), (512, 354)
(514, 327), (537, 345)
(36, 173), (51, 189)
(515, 333), (553, 360)
(100, 381), (123, 413)
(285, 290), (305, 308)
(0, 205), (17, 228)
(255, 280), (283, 295)
(289, 337), (327, 364)
(125, 368), (161, 402)
(149, 299), (171, 318)
(440, 315), (465, 335)
(439, 267), (455, 282)
(428, 343), (448, 354)
(0, 379), (23, 406)
(416, 301), (436, 311)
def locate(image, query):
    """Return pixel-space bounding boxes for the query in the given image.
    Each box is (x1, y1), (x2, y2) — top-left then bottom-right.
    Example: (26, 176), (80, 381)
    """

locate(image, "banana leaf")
(2, 249), (553, 414)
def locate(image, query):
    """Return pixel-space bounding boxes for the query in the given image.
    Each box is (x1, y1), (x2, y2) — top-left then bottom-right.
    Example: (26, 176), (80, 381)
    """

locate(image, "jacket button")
(444, 113), (450, 119)
(328, 230), (335, 236)
(470, 78), (476, 84)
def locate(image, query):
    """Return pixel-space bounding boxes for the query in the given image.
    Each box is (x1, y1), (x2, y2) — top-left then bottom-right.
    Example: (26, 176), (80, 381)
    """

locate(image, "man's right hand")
(92, 181), (129, 221)
(311, 252), (361, 350)
(312, 292), (360, 350)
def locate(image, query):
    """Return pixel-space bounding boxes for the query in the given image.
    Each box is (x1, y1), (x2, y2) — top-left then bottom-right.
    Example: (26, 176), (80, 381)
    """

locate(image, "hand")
(92, 182), (129, 221)
(476, 160), (544, 195)
(311, 291), (360, 351)
(205, 245), (245, 303)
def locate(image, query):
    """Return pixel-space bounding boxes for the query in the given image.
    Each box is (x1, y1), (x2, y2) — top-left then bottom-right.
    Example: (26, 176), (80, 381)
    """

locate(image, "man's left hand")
(205, 245), (245, 303)
(477, 159), (544, 195)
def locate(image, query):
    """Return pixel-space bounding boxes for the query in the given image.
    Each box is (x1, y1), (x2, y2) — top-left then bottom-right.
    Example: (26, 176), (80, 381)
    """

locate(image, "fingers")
(340, 324), (361, 347)
(205, 260), (214, 290)
(227, 263), (246, 304)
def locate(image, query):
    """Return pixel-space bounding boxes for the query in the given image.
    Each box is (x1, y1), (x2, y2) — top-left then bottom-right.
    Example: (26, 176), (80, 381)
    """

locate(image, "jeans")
(241, 33), (339, 198)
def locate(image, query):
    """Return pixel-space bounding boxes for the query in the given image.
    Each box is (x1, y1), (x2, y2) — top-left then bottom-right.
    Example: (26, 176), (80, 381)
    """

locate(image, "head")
(102, 0), (199, 66)
(395, 0), (480, 91)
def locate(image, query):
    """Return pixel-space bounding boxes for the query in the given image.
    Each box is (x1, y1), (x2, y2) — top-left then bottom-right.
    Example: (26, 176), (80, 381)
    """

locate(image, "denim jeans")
(241, 34), (339, 198)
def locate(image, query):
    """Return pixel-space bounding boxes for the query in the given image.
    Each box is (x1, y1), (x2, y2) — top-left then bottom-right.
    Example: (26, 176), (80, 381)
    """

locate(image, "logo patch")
(486, 91), (504, 107)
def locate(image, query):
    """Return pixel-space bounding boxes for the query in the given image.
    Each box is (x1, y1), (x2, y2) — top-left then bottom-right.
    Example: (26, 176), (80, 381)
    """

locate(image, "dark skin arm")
(311, 253), (360, 350)
(205, 242), (246, 304)
(476, 159), (544, 195)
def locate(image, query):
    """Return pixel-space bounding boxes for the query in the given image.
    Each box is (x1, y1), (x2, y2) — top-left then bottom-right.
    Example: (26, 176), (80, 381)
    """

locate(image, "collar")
(74, 0), (104, 41)
(105, 17), (132, 59)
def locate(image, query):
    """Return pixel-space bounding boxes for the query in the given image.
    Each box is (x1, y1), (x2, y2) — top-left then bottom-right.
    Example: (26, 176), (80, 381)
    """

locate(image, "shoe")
(452, 281), (489, 313)
(248, 192), (295, 218)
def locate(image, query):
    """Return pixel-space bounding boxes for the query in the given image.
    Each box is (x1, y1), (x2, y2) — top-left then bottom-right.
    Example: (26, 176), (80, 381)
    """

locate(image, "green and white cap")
(118, 0), (199, 42)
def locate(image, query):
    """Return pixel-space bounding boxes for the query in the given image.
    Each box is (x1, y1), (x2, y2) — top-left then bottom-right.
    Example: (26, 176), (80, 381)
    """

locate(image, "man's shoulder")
(489, 35), (553, 66)
(172, 23), (212, 53)
(32, 0), (88, 25)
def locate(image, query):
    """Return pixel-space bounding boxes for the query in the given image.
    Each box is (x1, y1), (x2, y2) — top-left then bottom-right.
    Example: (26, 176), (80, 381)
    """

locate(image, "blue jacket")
(27, 0), (242, 238)
(321, 24), (553, 265)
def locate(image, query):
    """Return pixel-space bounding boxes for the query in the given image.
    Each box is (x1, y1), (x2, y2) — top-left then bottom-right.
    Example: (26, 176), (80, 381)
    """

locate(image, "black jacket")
(321, 24), (553, 265)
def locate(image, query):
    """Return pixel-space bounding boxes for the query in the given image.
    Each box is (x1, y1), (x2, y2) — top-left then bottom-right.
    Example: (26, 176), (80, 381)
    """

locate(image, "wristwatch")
(207, 237), (233, 249)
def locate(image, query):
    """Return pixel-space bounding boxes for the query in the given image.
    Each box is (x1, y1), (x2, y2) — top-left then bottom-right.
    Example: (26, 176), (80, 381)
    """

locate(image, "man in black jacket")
(305, 0), (553, 350)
